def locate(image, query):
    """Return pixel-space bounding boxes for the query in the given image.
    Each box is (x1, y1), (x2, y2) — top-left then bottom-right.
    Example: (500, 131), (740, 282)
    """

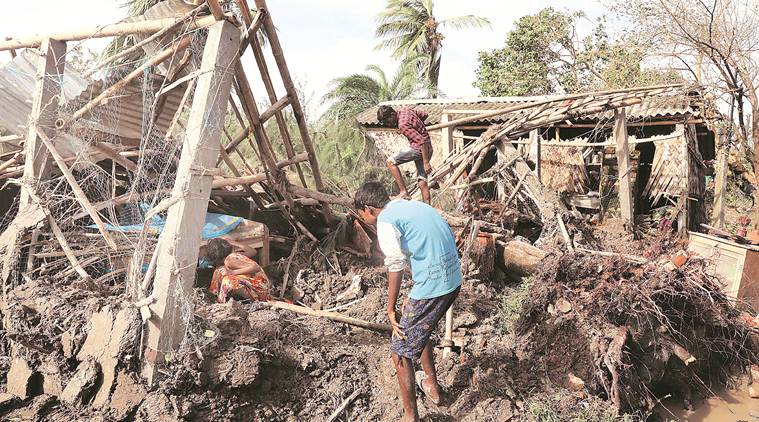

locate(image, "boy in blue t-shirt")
(354, 181), (461, 421)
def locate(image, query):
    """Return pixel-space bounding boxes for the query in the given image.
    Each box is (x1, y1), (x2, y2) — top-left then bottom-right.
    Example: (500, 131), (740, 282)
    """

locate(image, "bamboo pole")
(253, 0), (330, 204)
(58, 37), (192, 130)
(0, 15), (220, 51)
(236, 0), (308, 188)
(268, 301), (391, 332)
(87, 4), (209, 76)
(287, 185), (353, 207)
(36, 129), (118, 250)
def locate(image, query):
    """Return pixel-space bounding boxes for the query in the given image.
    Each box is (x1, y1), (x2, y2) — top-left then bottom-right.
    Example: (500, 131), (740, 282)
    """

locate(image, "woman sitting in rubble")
(206, 238), (271, 303)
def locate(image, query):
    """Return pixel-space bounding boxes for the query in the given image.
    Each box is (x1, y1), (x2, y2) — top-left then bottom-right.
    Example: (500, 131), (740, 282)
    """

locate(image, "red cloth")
(210, 253), (271, 303)
(397, 108), (432, 153)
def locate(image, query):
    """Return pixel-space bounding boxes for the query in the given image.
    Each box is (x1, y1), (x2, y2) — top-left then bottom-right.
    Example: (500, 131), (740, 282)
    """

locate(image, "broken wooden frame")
(0, 0), (339, 385)
(423, 84), (708, 233)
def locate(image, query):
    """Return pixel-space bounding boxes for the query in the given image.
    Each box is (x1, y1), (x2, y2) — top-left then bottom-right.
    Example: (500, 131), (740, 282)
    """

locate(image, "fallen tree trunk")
(267, 301), (391, 333)
(497, 239), (547, 277)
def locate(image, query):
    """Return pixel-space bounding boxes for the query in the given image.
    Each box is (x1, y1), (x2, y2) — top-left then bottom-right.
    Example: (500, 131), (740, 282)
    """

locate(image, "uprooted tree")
(615, 0), (759, 225)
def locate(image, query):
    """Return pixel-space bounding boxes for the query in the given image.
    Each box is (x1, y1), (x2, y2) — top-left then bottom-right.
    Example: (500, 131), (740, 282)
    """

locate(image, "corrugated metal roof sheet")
(0, 50), (88, 136)
(63, 76), (186, 144)
(356, 95), (698, 127)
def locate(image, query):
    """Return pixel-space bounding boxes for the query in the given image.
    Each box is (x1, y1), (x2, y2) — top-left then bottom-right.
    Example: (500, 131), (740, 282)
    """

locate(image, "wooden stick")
(0, 153), (20, 173)
(326, 389), (362, 422)
(504, 171), (529, 207)
(259, 95), (289, 123)
(87, 3), (209, 76)
(575, 247), (647, 264)
(37, 129), (118, 250)
(0, 15), (220, 51)
(267, 301), (391, 332)
(47, 214), (91, 280)
(557, 214), (574, 252)
(279, 236), (301, 297)
(211, 154), (309, 188)
(59, 36), (192, 130)
(287, 185), (352, 207)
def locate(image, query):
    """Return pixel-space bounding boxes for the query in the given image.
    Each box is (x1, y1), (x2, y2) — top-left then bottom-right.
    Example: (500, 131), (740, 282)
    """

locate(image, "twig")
(326, 389), (362, 422)
(557, 214), (575, 252)
(279, 236), (301, 297)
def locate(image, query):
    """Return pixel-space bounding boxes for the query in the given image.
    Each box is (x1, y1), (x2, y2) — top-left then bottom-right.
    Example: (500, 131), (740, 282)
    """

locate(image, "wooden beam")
(236, 0), (308, 188)
(207, 0), (225, 20)
(614, 109), (634, 226)
(141, 21), (239, 385)
(19, 38), (67, 209)
(0, 15), (220, 51)
(711, 130), (728, 228)
(259, 95), (289, 123)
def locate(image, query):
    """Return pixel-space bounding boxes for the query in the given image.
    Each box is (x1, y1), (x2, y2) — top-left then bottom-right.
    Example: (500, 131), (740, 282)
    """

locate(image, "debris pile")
(514, 243), (759, 415)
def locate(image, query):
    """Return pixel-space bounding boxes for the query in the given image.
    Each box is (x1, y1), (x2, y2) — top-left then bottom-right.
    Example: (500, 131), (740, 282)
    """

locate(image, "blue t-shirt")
(377, 200), (462, 299)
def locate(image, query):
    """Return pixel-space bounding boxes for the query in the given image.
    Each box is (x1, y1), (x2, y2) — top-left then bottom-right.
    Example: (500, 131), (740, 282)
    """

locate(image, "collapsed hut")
(358, 94), (727, 232)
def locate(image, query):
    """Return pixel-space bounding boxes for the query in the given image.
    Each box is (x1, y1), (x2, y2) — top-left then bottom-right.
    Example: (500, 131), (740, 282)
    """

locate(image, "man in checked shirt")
(377, 105), (433, 204)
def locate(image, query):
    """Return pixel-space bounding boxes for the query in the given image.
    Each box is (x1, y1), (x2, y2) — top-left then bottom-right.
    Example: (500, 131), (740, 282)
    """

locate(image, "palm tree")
(321, 62), (421, 122)
(375, 0), (490, 95)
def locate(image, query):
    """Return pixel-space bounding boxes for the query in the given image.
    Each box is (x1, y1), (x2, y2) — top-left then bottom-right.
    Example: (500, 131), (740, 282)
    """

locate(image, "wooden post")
(253, 0), (331, 216)
(440, 113), (453, 158)
(677, 124), (690, 235)
(712, 129), (728, 228)
(534, 131), (542, 184)
(614, 109), (634, 226)
(141, 21), (239, 384)
(19, 38), (67, 208)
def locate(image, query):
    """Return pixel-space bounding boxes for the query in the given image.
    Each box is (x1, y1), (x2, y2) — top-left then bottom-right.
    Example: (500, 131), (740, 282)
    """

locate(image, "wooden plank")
(712, 130), (728, 228)
(19, 38), (67, 209)
(0, 15), (220, 51)
(141, 21), (239, 385)
(614, 108), (634, 226)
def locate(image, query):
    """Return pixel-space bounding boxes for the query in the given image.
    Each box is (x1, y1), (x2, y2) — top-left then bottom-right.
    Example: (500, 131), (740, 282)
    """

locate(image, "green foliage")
(474, 8), (680, 96)
(375, 0), (490, 92)
(499, 278), (532, 334)
(314, 121), (395, 192)
(526, 394), (635, 422)
(321, 63), (420, 122)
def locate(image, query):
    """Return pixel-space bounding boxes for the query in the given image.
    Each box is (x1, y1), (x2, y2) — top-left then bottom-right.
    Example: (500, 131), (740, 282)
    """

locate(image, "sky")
(0, 0), (607, 116)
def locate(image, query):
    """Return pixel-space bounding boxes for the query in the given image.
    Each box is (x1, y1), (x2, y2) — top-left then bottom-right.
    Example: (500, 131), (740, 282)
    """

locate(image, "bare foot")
(395, 191), (411, 200)
(422, 378), (442, 405)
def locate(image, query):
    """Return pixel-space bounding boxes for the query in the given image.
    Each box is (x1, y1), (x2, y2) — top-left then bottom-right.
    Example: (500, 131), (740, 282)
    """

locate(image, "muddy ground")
(1, 231), (757, 421)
